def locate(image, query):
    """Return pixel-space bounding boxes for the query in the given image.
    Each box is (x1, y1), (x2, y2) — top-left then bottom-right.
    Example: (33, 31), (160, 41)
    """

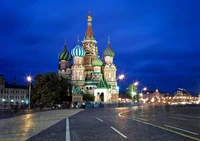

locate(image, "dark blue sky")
(0, 0), (200, 94)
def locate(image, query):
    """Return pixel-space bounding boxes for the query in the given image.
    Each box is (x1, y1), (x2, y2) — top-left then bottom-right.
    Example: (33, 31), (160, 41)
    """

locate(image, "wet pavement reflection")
(0, 109), (82, 141)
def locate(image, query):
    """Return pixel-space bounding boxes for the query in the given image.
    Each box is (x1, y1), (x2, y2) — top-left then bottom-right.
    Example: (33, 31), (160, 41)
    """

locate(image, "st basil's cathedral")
(58, 12), (119, 103)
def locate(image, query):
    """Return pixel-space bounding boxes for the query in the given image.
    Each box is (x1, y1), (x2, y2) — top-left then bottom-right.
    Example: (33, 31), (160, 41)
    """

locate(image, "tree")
(83, 94), (95, 101)
(31, 72), (70, 106)
(126, 84), (139, 101)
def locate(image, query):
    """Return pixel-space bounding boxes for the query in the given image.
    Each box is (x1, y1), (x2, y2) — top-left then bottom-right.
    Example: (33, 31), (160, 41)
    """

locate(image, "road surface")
(0, 105), (199, 141)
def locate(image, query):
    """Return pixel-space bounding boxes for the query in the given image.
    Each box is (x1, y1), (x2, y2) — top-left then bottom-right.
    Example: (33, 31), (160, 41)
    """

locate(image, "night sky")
(1, 0), (200, 94)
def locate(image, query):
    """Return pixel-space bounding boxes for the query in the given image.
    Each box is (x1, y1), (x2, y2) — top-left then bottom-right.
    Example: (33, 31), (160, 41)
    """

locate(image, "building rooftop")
(5, 83), (27, 89)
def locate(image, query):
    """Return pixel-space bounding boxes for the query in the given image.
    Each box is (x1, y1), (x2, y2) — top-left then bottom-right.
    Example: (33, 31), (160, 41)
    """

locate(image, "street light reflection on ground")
(21, 114), (34, 137)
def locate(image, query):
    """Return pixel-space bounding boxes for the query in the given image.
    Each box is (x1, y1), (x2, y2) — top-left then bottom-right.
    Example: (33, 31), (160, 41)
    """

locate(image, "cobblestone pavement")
(0, 109), (83, 141)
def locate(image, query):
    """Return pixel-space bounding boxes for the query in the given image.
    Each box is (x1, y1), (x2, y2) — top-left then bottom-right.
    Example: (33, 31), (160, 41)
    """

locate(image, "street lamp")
(118, 74), (125, 80)
(117, 74), (126, 103)
(143, 87), (147, 91)
(139, 87), (147, 102)
(134, 81), (139, 86)
(27, 76), (32, 110)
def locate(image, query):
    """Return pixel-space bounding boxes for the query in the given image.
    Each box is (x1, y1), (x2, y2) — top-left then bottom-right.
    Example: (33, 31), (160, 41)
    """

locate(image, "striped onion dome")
(58, 46), (72, 61)
(103, 43), (115, 57)
(71, 44), (85, 57)
(92, 56), (103, 67)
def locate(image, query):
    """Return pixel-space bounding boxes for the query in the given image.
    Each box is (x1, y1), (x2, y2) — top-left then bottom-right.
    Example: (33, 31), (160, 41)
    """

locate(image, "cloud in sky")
(0, 0), (200, 94)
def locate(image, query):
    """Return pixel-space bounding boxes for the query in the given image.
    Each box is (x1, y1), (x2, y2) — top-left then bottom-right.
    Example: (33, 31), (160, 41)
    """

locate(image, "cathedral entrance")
(100, 93), (104, 102)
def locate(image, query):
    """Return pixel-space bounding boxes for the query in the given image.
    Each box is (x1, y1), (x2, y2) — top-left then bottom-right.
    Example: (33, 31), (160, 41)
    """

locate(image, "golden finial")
(64, 37), (66, 46)
(108, 36), (110, 44)
(77, 35), (79, 43)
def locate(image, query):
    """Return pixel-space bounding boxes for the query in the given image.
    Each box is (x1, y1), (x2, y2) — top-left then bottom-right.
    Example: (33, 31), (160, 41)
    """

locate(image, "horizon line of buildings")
(119, 88), (200, 105)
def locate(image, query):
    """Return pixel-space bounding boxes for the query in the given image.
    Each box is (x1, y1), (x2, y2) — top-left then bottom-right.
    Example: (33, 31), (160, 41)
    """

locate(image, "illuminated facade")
(57, 13), (119, 103)
(141, 88), (200, 105)
(0, 75), (28, 108)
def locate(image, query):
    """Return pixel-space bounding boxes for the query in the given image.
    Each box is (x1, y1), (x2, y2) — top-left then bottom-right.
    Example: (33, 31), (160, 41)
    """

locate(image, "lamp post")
(117, 74), (125, 102)
(27, 76), (32, 110)
(140, 87), (147, 96)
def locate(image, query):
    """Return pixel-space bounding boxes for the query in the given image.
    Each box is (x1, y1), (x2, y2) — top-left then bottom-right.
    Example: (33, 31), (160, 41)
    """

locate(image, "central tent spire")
(85, 10), (94, 38)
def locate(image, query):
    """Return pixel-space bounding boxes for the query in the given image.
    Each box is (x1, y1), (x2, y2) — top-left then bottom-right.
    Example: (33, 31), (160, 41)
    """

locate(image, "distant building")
(142, 88), (170, 103)
(172, 88), (192, 104)
(0, 75), (28, 109)
(174, 88), (191, 97)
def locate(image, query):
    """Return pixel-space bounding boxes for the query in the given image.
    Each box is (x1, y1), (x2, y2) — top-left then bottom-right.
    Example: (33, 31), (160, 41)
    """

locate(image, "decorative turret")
(71, 35), (85, 65)
(91, 55), (103, 80)
(103, 37), (115, 57)
(58, 39), (72, 61)
(103, 36), (115, 64)
(71, 36), (85, 57)
(71, 36), (85, 85)
(58, 38), (72, 78)
(92, 56), (103, 67)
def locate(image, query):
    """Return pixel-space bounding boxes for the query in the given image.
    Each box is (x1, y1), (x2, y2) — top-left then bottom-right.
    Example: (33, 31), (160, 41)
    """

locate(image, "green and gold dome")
(92, 56), (103, 67)
(58, 45), (72, 61)
(103, 43), (115, 57)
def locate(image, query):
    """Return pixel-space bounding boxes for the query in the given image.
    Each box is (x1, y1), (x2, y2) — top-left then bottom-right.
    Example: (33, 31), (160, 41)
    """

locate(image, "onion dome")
(92, 56), (103, 67)
(66, 61), (72, 68)
(103, 36), (115, 57)
(71, 41), (85, 57)
(58, 39), (72, 61)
